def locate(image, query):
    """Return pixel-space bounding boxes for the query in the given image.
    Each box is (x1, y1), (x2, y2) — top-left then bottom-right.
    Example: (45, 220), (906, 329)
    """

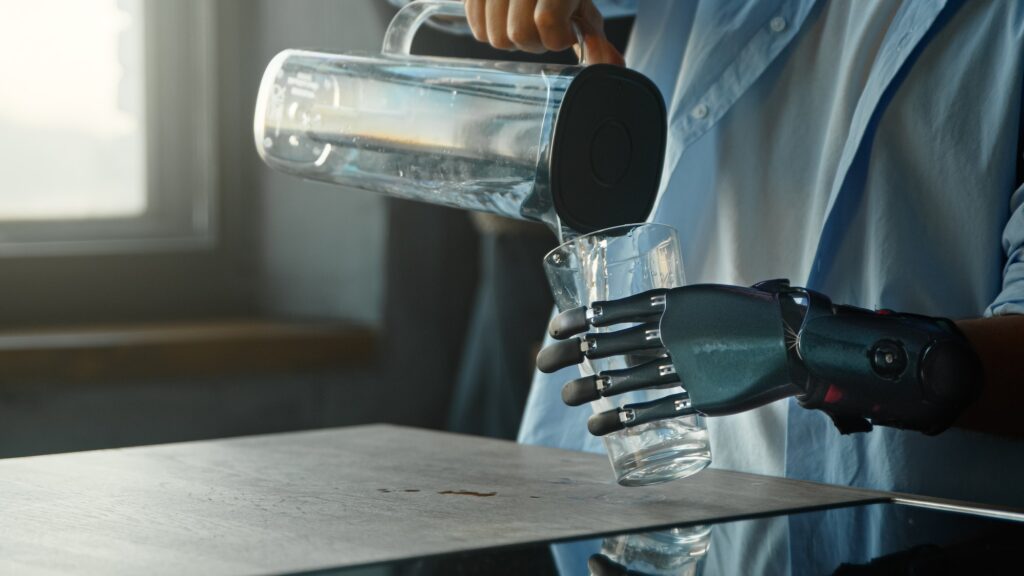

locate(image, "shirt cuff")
(986, 186), (1024, 316)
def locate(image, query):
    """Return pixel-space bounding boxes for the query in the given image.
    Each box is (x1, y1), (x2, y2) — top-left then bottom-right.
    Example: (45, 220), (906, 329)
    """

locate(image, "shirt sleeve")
(986, 183), (1024, 316)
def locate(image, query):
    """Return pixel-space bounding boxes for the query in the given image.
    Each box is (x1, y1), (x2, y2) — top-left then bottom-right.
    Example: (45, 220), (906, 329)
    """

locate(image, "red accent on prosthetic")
(823, 385), (844, 404)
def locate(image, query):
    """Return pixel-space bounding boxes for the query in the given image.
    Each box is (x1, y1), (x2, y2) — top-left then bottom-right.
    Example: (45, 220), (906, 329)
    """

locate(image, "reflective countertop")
(325, 501), (1023, 575)
(2, 425), (1019, 575)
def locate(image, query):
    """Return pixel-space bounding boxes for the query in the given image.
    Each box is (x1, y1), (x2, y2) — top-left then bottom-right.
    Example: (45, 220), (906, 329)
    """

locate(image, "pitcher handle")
(382, 0), (587, 64)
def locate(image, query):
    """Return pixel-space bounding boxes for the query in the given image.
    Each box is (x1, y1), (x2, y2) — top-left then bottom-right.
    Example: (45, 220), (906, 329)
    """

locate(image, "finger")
(464, 0), (489, 43)
(486, 0), (514, 50)
(580, 36), (626, 66)
(588, 392), (695, 436)
(580, 34), (626, 66)
(536, 338), (584, 373)
(585, 323), (665, 359)
(577, 0), (604, 37)
(575, 0), (625, 66)
(536, 322), (664, 373)
(548, 307), (589, 340)
(562, 357), (680, 406)
(548, 289), (668, 339)
(606, 43), (626, 66)
(534, 0), (578, 51)
(508, 0), (545, 53)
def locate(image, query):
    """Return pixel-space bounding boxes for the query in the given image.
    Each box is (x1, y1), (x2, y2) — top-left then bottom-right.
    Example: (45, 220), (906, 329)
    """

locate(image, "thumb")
(573, 0), (625, 66)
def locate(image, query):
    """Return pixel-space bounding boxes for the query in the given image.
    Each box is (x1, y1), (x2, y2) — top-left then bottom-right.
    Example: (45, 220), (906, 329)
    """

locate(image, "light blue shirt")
(520, 0), (1024, 511)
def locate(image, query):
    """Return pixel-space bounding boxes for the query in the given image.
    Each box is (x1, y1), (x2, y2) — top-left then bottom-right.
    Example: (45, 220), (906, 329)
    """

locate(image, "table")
(0, 424), (917, 575)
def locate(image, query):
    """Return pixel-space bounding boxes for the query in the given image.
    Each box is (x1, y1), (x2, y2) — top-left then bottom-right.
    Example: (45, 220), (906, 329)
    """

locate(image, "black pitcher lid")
(549, 64), (668, 234)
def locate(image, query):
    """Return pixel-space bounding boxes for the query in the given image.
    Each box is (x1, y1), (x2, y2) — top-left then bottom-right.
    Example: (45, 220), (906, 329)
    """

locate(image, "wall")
(252, 0), (390, 327)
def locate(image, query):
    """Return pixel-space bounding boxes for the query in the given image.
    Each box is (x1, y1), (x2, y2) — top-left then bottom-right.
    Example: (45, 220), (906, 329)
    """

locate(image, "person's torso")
(632, 0), (1024, 504)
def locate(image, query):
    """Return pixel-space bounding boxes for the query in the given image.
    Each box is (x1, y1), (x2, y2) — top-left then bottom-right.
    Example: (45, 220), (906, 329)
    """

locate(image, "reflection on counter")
(565, 503), (1021, 575)
(327, 501), (1022, 575)
(589, 525), (711, 575)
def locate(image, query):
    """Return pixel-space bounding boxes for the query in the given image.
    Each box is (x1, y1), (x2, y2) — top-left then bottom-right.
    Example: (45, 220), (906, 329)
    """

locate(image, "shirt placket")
(655, 0), (820, 211)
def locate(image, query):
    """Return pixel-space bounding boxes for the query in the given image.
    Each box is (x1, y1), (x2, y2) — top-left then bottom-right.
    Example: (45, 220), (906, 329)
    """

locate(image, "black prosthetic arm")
(787, 287), (984, 435)
(538, 280), (984, 437)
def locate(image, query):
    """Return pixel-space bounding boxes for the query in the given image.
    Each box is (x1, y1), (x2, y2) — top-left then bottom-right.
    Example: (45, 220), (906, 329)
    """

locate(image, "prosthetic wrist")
(760, 281), (985, 435)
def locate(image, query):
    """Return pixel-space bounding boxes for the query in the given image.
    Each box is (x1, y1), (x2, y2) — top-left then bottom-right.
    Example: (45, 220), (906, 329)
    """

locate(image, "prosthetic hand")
(537, 280), (983, 436)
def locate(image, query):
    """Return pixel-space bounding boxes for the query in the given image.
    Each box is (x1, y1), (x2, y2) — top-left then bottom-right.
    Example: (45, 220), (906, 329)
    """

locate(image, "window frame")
(0, 0), (218, 257)
(0, 1), (259, 329)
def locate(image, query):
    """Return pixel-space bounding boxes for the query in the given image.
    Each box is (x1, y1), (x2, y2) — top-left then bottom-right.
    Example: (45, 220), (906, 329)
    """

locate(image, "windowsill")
(0, 319), (376, 383)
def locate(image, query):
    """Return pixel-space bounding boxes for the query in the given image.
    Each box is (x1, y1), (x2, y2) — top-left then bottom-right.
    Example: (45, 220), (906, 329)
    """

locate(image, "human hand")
(463, 0), (625, 65)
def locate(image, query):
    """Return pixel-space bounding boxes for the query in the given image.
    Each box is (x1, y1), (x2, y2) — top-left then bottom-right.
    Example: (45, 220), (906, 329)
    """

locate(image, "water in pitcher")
(257, 51), (573, 224)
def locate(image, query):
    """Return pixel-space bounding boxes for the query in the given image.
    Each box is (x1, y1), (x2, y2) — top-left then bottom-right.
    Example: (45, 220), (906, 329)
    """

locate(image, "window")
(0, 0), (216, 255)
(0, 1), (254, 328)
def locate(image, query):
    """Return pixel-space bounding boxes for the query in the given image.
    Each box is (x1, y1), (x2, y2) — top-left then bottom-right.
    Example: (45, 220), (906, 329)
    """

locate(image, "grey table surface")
(0, 424), (894, 575)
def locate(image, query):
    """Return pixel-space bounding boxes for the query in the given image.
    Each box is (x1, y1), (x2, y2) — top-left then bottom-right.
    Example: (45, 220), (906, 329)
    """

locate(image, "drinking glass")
(543, 223), (711, 486)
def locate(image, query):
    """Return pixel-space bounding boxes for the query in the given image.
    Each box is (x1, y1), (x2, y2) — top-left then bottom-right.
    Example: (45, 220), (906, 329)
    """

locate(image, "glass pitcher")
(254, 0), (666, 236)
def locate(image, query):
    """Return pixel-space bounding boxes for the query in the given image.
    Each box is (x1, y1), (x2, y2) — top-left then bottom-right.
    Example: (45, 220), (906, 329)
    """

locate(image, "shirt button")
(770, 16), (787, 33)
(691, 103), (709, 119)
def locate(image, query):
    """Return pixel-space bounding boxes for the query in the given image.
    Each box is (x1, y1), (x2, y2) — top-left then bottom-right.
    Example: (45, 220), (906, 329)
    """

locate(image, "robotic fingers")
(561, 357), (681, 407)
(536, 290), (698, 436)
(537, 280), (984, 437)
